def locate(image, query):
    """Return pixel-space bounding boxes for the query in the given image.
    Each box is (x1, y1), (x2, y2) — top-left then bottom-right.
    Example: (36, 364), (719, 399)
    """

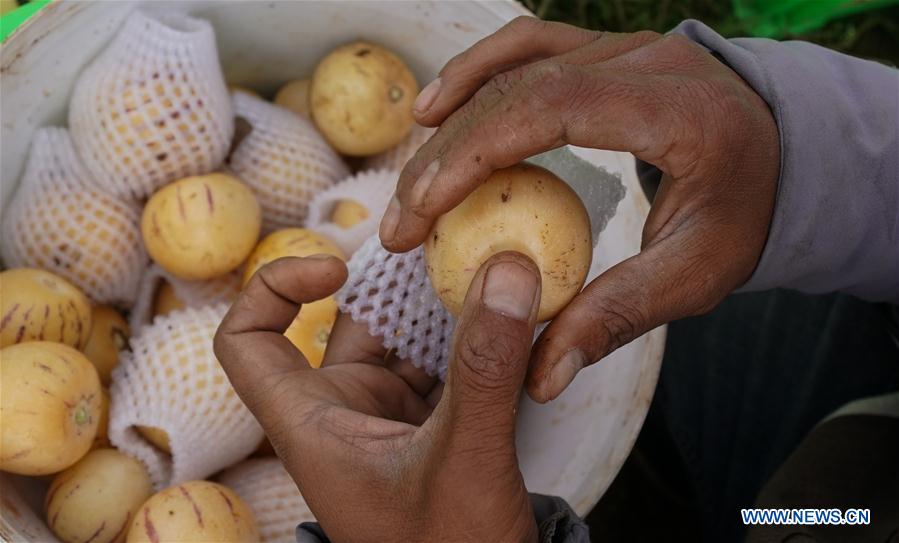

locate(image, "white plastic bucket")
(0, 1), (665, 540)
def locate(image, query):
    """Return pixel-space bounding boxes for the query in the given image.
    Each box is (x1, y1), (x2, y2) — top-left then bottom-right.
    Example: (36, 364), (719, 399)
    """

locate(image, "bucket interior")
(0, 1), (664, 539)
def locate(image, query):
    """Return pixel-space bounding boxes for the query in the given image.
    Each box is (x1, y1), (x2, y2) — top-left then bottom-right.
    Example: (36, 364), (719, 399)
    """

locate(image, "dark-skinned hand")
(378, 17), (780, 402)
(214, 252), (544, 543)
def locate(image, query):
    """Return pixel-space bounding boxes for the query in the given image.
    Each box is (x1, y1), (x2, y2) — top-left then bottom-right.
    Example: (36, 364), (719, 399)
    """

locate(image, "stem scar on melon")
(310, 41), (419, 156)
(0, 341), (101, 475)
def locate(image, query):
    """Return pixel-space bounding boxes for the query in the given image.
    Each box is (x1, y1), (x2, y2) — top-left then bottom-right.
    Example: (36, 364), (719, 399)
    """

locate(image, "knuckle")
(633, 29), (663, 43)
(454, 327), (525, 386)
(635, 33), (705, 72)
(683, 279), (728, 317)
(440, 51), (467, 77)
(441, 48), (479, 82)
(665, 242), (735, 318)
(483, 68), (525, 98)
(685, 78), (759, 159)
(594, 300), (647, 354)
(525, 62), (573, 98)
(658, 33), (697, 54)
(507, 15), (539, 35)
(521, 62), (583, 115)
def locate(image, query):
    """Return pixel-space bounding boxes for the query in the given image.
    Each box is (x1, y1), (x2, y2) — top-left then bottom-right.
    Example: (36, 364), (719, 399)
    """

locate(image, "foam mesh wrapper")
(1, 127), (146, 306)
(109, 303), (264, 489)
(129, 263), (242, 330)
(305, 169), (397, 256)
(229, 91), (350, 232)
(219, 458), (315, 543)
(68, 10), (233, 199)
(338, 148), (627, 379)
(337, 236), (454, 379)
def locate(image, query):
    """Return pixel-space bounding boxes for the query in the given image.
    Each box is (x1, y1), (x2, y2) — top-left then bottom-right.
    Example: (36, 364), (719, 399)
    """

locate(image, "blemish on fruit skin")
(144, 508), (160, 543)
(0, 302), (20, 329)
(5, 448), (32, 461)
(179, 486), (204, 527)
(55, 353), (73, 370)
(45, 477), (67, 507)
(176, 186), (187, 221)
(71, 301), (83, 338)
(204, 183), (214, 214)
(108, 513), (131, 543)
(38, 306), (50, 339)
(150, 211), (168, 248)
(501, 192), (510, 203)
(20, 304), (34, 327)
(82, 520), (106, 543)
(58, 303), (66, 341)
(215, 487), (236, 518)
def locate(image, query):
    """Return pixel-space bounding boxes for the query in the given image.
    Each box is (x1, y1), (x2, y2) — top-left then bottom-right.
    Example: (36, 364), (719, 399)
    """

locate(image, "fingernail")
(306, 253), (334, 260)
(413, 77), (441, 115)
(546, 349), (586, 400)
(483, 261), (538, 321)
(410, 159), (439, 208)
(379, 195), (401, 243)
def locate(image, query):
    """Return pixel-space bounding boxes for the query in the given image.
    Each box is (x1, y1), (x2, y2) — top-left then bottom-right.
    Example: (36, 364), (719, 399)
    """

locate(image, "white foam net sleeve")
(129, 263), (242, 331)
(218, 458), (315, 543)
(336, 236), (453, 379)
(229, 91), (350, 232)
(68, 10), (233, 200)
(305, 169), (397, 256)
(1, 127), (146, 307)
(363, 123), (436, 172)
(109, 303), (263, 489)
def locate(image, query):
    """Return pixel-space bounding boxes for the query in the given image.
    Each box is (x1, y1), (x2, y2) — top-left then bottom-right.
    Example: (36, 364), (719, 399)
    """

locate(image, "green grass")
(521, 0), (899, 66)
(7, 0), (896, 65)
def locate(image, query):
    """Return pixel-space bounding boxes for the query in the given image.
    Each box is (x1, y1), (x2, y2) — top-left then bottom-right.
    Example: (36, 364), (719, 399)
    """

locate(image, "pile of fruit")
(0, 9), (432, 543)
(2, 8), (595, 543)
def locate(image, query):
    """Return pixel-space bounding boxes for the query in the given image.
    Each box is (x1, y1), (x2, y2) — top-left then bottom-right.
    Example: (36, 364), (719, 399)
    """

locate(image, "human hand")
(214, 252), (543, 543)
(378, 17), (780, 402)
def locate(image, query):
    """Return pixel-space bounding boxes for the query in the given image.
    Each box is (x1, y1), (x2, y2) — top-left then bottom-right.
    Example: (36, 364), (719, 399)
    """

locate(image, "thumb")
(527, 222), (743, 403)
(429, 251), (541, 454)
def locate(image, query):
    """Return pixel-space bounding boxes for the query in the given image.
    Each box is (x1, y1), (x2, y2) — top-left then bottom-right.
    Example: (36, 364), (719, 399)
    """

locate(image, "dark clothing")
(746, 414), (899, 543)
(648, 290), (899, 542)
(295, 493), (590, 543)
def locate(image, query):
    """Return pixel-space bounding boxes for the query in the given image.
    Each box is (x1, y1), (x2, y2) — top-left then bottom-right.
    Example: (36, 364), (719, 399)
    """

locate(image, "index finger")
(324, 312), (440, 398)
(380, 34), (714, 253)
(415, 16), (599, 125)
(213, 255), (348, 407)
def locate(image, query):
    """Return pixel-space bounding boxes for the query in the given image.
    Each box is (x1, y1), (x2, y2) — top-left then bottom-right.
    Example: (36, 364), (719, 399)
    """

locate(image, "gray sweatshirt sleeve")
(295, 493), (590, 543)
(668, 20), (899, 303)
